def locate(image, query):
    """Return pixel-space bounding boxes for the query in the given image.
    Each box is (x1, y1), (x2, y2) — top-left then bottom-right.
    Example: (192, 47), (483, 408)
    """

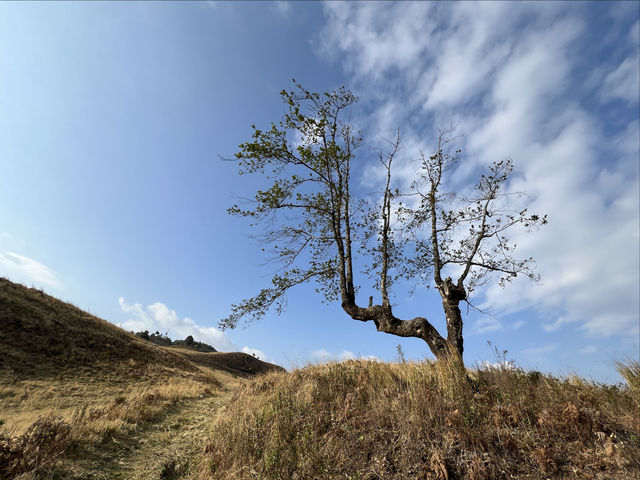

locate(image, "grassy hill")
(0, 277), (282, 382)
(0, 277), (199, 381)
(202, 360), (640, 479)
(0, 277), (282, 479)
(0, 277), (638, 479)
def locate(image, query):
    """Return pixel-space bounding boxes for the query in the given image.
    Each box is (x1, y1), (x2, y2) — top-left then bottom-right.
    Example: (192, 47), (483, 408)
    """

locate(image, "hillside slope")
(202, 361), (640, 479)
(0, 277), (282, 380)
(0, 277), (196, 380)
(172, 348), (284, 377)
(0, 277), (283, 479)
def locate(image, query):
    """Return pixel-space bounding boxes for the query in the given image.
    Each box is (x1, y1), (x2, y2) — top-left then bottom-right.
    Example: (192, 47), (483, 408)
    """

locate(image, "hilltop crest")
(0, 277), (283, 381)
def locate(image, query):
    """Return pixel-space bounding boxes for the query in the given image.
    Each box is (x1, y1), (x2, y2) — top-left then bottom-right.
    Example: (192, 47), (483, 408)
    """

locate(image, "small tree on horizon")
(221, 82), (546, 362)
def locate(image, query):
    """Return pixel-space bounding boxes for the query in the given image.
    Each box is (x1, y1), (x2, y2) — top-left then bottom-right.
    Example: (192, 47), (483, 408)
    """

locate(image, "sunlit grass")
(0, 370), (224, 479)
(201, 358), (640, 479)
(617, 359), (640, 394)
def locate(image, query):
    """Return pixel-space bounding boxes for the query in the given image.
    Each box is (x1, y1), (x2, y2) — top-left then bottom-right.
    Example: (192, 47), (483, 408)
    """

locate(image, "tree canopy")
(222, 82), (546, 361)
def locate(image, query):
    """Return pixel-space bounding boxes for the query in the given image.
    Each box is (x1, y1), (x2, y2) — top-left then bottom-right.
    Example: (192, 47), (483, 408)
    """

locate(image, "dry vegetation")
(1, 277), (638, 479)
(0, 278), (281, 479)
(0, 375), (220, 479)
(0, 278), (201, 381)
(201, 358), (640, 480)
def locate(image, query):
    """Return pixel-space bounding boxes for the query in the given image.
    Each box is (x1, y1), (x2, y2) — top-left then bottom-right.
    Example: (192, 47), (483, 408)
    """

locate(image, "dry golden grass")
(0, 362), (221, 435)
(617, 359), (640, 394)
(201, 359), (640, 480)
(0, 277), (286, 479)
(2, 278), (637, 479)
(0, 369), (225, 479)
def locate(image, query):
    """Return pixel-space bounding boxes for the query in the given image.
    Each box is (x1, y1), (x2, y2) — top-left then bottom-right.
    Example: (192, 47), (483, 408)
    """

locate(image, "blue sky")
(1, 1), (638, 383)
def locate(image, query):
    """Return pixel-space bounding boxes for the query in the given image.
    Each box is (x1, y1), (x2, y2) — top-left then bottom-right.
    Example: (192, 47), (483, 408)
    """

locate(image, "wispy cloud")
(310, 348), (379, 363)
(318, 3), (639, 340)
(580, 345), (598, 354)
(274, 1), (291, 18)
(0, 251), (62, 289)
(522, 345), (557, 357)
(473, 317), (525, 335)
(600, 19), (640, 103)
(473, 317), (503, 334)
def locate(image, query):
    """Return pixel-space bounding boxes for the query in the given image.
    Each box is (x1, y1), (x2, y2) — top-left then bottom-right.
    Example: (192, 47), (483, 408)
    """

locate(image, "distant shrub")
(133, 330), (216, 352)
(149, 332), (172, 346)
(134, 330), (150, 341)
(176, 339), (217, 352)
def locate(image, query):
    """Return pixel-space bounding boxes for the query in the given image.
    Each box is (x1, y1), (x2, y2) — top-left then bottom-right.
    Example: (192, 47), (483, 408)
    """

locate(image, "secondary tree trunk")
(438, 277), (467, 358)
(443, 298), (464, 357)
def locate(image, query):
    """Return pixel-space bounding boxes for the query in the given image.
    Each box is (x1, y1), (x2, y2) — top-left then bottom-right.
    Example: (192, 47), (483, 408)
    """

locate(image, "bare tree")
(222, 82), (546, 362)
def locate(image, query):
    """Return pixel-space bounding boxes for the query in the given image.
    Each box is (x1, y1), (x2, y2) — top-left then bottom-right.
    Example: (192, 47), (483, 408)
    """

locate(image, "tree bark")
(437, 277), (467, 358)
(443, 298), (464, 357)
(340, 300), (451, 361)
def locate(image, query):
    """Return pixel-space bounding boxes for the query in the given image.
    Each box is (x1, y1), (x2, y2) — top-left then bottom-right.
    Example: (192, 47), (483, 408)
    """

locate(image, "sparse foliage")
(223, 82), (546, 361)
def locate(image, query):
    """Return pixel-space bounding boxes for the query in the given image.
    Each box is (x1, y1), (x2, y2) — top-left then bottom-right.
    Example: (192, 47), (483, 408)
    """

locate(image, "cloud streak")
(318, 2), (639, 340)
(310, 348), (379, 363)
(0, 251), (62, 289)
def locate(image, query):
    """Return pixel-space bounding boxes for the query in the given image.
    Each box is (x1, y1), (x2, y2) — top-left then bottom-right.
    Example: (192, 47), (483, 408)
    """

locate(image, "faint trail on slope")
(117, 384), (240, 480)
(63, 376), (243, 480)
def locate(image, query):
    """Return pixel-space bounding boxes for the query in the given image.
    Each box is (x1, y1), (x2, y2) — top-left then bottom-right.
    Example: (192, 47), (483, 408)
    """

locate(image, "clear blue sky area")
(1, 1), (638, 383)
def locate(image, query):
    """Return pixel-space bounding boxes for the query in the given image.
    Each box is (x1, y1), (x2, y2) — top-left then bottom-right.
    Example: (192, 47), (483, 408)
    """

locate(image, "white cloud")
(310, 348), (379, 363)
(310, 348), (331, 362)
(630, 20), (640, 47)
(522, 345), (556, 357)
(361, 354), (381, 361)
(242, 346), (268, 361)
(274, 1), (291, 17)
(580, 345), (598, 354)
(0, 251), (62, 289)
(118, 297), (237, 352)
(319, 2), (435, 83)
(479, 360), (516, 371)
(601, 55), (640, 103)
(474, 317), (503, 334)
(319, 3), (640, 342)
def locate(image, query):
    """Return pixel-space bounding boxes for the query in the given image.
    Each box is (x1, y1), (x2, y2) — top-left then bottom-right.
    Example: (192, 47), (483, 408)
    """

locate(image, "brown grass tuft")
(0, 414), (71, 479)
(617, 359), (640, 393)
(200, 359), (640, 479)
